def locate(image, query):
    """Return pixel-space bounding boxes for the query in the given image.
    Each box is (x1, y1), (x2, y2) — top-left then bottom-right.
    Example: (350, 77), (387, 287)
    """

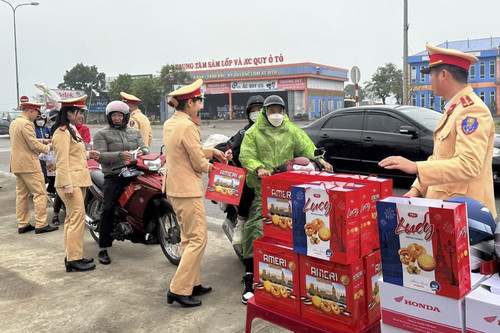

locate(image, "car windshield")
(396, 106), (442, 131)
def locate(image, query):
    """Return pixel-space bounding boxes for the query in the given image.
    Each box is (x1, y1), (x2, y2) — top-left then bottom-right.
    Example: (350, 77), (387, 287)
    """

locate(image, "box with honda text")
(379, 279), (465, 333)
(299, 254), (367, 332)
(292, 182), (362, 264)
(465, 275), (500, 333)
(253, 237), (301, 316)
(261, 172), (338, 243)
(377, 196), (470, 299)
(363, 250), (383, 326)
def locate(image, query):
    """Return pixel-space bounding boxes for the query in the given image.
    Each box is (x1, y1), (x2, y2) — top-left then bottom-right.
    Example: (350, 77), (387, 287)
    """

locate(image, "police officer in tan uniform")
(380, 44), (496, 218)
(121, 92), (153, 147)
(10, 100), (58, 234)
(52, 95), (100, 272)
(164, 79), (226, 307)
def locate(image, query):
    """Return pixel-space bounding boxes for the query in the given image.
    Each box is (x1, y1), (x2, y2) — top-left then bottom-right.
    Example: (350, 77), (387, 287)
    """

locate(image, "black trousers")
(99, 175), (135, 248)
(237, 184), (255, 218)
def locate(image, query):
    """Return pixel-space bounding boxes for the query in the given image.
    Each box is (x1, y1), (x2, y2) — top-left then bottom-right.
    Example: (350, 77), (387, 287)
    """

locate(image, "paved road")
(0, 119), (498, 333)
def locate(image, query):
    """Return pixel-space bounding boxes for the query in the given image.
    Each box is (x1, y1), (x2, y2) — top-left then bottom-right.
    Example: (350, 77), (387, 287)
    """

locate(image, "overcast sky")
(1, 0), (499, 110)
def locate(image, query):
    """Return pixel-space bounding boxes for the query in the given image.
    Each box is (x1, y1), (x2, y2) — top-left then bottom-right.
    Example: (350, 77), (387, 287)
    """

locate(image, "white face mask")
(268, 114), (284, 127)
(249, 111), (259, 123)
(36, 120), (45, 127)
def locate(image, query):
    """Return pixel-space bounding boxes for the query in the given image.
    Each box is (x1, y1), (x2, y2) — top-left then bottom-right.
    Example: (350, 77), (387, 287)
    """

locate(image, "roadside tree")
(364, 63), (403, 104)
(58, 63), (105, 101)
(130, 77), (162, 115)
(158, 64), (193, 94)
(107, 74), (133, 101)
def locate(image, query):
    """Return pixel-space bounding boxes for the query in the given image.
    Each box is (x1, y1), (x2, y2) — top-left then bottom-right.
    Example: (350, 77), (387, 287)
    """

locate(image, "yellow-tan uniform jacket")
(412, 86), (496, 218)
(129, 109), (152, 147)
(52, 126), (91, 188)
(163, 111), (214, 197)
(9, 114), (49, 173)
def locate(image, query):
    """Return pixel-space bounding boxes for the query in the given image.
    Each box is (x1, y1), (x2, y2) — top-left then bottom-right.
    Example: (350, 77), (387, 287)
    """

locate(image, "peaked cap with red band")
(120, 91), (141, 104)
(21, 101), (44, 111)
(59, 94), (88, 109)
(168, 79), (204, 100)
(421, 44), (478, 74)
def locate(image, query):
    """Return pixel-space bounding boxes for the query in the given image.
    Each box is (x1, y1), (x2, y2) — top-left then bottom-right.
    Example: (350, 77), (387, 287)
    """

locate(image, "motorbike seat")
(90, 169), (105, 190)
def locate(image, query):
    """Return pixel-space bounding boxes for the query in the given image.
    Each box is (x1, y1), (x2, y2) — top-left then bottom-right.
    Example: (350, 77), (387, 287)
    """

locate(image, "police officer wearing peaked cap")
(164, 79), (227, 307)
(52, 95), (99, 272)
(380, 44), (496, 218)
(121, 91), (153, 147)
(10, 100), (58, 234)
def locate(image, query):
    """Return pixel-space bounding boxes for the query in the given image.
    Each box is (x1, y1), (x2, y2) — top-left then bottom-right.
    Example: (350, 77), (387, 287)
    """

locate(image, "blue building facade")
(408, 37), (500, 114)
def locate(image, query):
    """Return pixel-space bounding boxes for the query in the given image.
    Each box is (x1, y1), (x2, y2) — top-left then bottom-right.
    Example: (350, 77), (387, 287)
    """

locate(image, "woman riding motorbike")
(238, 95), (332, 304)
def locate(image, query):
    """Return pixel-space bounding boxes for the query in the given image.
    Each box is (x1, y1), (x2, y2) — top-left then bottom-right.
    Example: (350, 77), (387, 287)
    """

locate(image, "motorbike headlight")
(494, 147), (500, 158)
(144, 158), (162, 171)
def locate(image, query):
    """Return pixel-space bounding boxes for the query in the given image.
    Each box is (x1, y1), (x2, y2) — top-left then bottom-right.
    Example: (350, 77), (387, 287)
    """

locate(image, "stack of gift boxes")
(375, 195), (500, 333)
(252, 171), (392, 332)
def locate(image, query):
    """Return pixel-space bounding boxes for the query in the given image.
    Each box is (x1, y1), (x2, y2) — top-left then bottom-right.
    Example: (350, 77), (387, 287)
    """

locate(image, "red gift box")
(330, 173), (393, 253)
(377, 196), (470, 299)
(292, 182), (361, 265)
(299, 254), (366, 332)
(363, 250), (382, 326)
(205, 162), (246, 206)
(261, 172), (338, 243)
(253, 237), (301, 316)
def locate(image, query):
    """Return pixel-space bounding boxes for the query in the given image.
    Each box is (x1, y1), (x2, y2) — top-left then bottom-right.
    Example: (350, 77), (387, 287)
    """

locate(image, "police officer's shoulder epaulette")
(460, 96), (474, 108)
(446, 104), (457, 115)
(59, 125), (67, 131)
(189, 118), (200, 126)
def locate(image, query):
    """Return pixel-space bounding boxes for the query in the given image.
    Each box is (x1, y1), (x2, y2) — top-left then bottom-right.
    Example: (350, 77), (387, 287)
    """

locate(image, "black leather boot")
(192, 285), (212, 296)
(98, 250), (111, 265)
(65, 259), (96, 272)
(65, 257), (94, 265)
(167, 291), (202, 307)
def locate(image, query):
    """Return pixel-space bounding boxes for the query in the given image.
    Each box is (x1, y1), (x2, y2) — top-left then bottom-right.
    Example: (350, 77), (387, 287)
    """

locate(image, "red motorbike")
(85, 154), (182, 265)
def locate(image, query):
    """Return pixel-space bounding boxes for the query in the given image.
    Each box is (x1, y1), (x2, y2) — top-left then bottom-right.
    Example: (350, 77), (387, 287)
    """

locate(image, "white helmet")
(105, 100), (130, 128)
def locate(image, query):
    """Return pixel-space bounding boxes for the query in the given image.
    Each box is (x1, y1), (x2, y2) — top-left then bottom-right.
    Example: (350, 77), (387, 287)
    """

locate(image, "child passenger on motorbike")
(224, 95), (264, 245)
(93, 101), (148, 265)
(238, 95), (333, 305)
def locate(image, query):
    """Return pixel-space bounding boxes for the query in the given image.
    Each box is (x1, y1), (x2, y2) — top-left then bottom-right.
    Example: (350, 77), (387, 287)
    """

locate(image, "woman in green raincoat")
(238, 95), (332, 304)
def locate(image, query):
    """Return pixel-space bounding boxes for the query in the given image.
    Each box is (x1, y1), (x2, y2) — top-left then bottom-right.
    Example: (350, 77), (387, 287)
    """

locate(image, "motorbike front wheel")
(157, 204), (182, 266)
(86, 196), (102, 244)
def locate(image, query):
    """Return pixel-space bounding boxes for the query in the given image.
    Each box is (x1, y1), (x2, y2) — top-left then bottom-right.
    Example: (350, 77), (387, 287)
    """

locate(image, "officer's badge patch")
(462, 116), (478, 135)
(130, 120), (135, 127)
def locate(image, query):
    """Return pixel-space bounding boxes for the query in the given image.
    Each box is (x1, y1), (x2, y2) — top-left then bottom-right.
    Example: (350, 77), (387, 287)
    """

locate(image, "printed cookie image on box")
(266, 197), (293, 232)
(376, 196), (470, 299)
(292, 183), (361, 264)
(253, 237), (300, 315)
(299, 255), (366, 331)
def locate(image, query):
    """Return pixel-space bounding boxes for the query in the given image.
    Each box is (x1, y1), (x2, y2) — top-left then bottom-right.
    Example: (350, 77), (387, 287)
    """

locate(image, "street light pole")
(1, 1), (39, 108)
(402, 0), (409, 105)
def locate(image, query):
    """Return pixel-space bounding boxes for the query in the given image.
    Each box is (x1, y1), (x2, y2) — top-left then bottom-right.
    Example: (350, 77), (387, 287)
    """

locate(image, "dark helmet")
(263, 95), (286, 109)
(48, 109), (59, 122)
(245, 95), (264, 115)
(445, 196), (496, 244)
(105, 100), (130, 129)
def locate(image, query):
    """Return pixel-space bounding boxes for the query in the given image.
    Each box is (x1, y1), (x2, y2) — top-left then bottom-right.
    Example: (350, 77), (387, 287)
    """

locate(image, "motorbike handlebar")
(111, 164), (126, 171)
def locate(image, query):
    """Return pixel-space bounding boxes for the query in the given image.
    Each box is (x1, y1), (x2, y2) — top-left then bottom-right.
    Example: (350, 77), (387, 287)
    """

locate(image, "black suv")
(303, 105), (500, 183)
